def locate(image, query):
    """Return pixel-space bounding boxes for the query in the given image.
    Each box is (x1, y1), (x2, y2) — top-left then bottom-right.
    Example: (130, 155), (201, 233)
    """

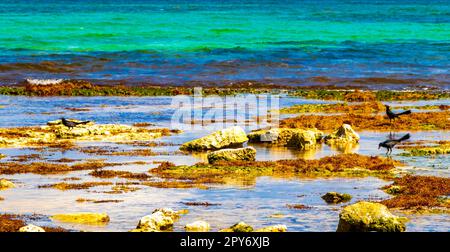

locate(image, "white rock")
(185, 221), (211, 232)
(19, 224), (45, 232)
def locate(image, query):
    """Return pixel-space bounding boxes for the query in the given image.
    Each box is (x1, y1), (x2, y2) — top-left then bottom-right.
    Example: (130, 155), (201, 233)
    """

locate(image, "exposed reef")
(247, 128), (323, 149)
(381, 175), (450, 212)
(280, 111), (449, 131)
(398, 142), (450, 156)
(0, 120), (178, 148)
(150, 154), (400, 188)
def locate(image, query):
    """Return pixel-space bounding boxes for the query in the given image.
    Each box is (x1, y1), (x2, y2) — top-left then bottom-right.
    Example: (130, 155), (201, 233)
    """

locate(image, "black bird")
(61, 118), (91, 129)
(379, 133), (411, 155)
(385, 105), (411, 123)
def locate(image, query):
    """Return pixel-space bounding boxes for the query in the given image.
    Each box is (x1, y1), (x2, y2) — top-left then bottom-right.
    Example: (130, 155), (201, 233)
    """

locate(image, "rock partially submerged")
(324, 124), (360, 145)
(18, 224), (45, 232)
(185, 221), (211, 232)
(207, 147), (256, 163)
(151, 154), (399, 189)
(248, 128), (323, 150)
(51, 212), (110, 225)
(0, 120), (175, 148)
(401, 144), (450, 156)
(132, 208), (180, 232)
(0, 179), (15, 190)
(321, 192), (352, 204)
(254, 225), (287, 232)
(219, 222), (285, 232)
(180, 126), (248, 151)
(219, 222), (254, 232)
(337, 202), (407, 232)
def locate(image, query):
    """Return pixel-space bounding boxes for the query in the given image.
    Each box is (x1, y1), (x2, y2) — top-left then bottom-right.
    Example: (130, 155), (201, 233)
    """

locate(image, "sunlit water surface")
(0, 95), (449, 231)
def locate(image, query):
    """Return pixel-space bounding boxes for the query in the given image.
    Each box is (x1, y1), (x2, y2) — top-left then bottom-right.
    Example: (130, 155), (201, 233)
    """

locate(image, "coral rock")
(254, 225), (287, 232)
(337, 201), (407, 232)
(207, 147), (256, 163)
(0, 179), (15, 190)
(180, 126), (248, 151)
(19, 224), (45, 232)
(321, 192), (352, 204)
(136, 212), (173, 231)
(219, 222), (254, 232)
(185, 221), (211, 232)
(248, 128), (323, 150)
(324, 124), (360, 145)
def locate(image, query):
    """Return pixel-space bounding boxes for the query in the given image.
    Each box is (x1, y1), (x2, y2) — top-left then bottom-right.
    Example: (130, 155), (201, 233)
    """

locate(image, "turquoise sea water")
(0, 0), (449, 87)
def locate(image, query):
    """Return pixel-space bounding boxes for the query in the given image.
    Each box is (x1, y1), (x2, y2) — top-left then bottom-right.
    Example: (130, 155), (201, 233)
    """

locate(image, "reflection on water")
(329, 143), (360, 154)
(0, 95), (449, 232)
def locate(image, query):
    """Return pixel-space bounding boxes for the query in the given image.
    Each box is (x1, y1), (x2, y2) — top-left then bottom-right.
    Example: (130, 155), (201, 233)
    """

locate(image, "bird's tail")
(397, 110), (412, 116)
(398, 133), (411, 142)
(77, 121), (91, 125)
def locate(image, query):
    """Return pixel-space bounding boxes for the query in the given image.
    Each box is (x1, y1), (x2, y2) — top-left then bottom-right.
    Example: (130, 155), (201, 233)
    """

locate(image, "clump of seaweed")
(0, 160), (118, 175)
(290, 89), (449, 101)
(0, 80), (287, 97)
(132, 122), (155, 127)
(398, 142), (450, 156)
(64, 107), (91, 112)
(279, 102), (385, 114)
(381, 175), (450, 211)
(39, 181), (113, 190)
(0, 214), (68, 232)
(77, 146), (157, 156)
(286, 204), (311, 210)
(9, 154), (43, 162)
(121, 141), (179, 147)
(89, 170), (150, 180)
(53, 158), (80, 163)
(76, 198), (123, 204)
(105, 184), (141, 194)
(141, 180), (208, 189)
(149, 154), (398, 188)
(181, 201), (222, 207)
(0, 214), (26, 232)
(280, 111), (449, 131)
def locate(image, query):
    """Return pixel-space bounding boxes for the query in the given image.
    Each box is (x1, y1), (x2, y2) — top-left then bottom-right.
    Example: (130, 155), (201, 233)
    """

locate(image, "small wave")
(25, 79), (64, 85)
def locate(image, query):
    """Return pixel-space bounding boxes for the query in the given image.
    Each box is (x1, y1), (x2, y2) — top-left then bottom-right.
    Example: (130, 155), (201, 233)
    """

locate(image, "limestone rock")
(51, 212), (110, 225)
(0, 179), (15, 190)
(254, 225), (287, 232)
(337, 201), (407, 232)
(180, 126), (248, 151)
(136, 212), (173, 231)
(207, 147), (256, 163)
(248, 128), (323, 150)
(321, 192), (352, 204)
(324, 124), (360, 145)
(152, 208), (180, 220)
(219, 222), (253, 232)
(18, 224), (45, 232)
(0, 121), (173, 148)
(185, 221), (211, 232)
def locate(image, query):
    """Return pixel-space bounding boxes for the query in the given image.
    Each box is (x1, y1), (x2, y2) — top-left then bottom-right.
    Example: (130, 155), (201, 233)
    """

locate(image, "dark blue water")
(0, 0), (448, 88)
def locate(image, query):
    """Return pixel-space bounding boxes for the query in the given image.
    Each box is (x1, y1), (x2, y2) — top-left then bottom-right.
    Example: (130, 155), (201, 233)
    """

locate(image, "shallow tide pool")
(0, 95), (449, 232)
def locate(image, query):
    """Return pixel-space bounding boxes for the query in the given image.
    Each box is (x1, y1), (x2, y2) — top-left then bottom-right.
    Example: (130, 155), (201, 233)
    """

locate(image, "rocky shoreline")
(0, 95), (449, 232)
